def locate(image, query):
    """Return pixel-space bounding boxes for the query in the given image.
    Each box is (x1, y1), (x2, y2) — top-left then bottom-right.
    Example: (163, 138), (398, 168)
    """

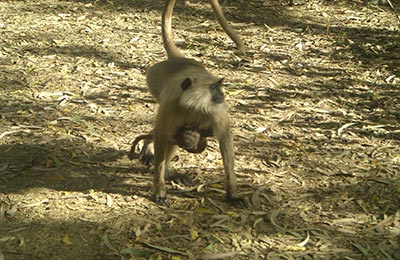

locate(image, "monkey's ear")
(181, 78), (192, 91)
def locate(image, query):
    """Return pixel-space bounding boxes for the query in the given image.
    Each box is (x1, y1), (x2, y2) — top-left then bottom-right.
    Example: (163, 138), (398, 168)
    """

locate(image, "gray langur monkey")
(130, 0), (245, 165)
(137, 0), (246, 207)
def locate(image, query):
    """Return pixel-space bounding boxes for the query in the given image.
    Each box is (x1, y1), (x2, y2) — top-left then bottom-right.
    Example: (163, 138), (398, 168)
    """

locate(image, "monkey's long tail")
(209, 0), (245, 54)
(162, 0), (184, 59)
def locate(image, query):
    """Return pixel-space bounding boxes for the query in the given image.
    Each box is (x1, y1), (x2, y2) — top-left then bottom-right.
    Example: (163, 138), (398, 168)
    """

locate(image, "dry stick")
(0, 130), (31, 140)
(0, 125), (42, 139)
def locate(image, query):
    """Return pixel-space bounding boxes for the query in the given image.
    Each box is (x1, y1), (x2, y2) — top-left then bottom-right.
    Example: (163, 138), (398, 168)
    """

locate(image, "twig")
(263, 23), (276, 32)
(206, 197), (224, 213)
(0, 130), (31, 140)
(0, 125), (42, 140)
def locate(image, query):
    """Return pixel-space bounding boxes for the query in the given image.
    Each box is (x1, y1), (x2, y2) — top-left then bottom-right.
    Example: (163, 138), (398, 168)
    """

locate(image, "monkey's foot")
(152, 194), (170, 207)
(227, 196), (248, 208)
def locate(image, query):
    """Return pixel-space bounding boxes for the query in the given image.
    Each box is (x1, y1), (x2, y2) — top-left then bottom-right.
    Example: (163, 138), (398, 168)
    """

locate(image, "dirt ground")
(1, 0), (399, 259)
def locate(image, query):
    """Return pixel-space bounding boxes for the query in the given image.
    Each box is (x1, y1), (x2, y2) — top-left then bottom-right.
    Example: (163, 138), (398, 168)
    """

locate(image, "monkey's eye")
(181, 78), (192, 91)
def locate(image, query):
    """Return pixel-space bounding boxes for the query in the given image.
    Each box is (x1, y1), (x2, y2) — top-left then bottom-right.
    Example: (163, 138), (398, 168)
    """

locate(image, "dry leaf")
(102, 232), (118, 252)
(62, 234), (73, 245)
(106, 194), (113, 207)
(190, 226), (199, 240)
(144, 242), (188, 256)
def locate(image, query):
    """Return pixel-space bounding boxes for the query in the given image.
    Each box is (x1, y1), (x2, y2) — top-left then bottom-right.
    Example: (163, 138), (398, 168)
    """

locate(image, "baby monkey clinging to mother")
(130, 0), (246, 207)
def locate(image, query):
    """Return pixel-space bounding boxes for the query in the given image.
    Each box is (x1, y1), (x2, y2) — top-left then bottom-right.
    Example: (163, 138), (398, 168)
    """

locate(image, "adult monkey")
(141, 0), (245, 207)
(130, 0), (245, 163)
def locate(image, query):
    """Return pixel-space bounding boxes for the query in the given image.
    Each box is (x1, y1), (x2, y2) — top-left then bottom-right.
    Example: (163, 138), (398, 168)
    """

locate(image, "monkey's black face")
(178, 76), (225, 114)
(210, 78), (224, 104)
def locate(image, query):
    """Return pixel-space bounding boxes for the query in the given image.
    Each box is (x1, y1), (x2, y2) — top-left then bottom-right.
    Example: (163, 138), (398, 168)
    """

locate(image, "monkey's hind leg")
(152, 137), (178, 206)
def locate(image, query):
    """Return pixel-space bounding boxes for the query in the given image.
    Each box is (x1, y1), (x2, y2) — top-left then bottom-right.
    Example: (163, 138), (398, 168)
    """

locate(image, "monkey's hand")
(128, 134), (155, 165)
(129, 141), (155, 166)
(175, 126), (208, 153)
(139, 142), (155, 166)
(152, 189), (170, 207)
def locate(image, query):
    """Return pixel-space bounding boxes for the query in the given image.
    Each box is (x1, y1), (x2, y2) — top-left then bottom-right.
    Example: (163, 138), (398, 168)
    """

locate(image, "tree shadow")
(0, 141), (149, 196)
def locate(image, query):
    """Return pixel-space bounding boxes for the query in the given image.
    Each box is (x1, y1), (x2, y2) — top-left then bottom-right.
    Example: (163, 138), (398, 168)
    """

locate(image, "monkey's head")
(178, 76), (226, 114)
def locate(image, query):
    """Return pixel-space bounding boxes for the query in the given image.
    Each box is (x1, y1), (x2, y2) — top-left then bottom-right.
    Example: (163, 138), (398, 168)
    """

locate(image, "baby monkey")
(129, 125), (209, 163)
(129, 126), (210, 186)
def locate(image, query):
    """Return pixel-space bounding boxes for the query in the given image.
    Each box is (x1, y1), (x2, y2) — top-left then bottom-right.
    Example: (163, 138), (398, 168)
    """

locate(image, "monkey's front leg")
(219, 131), (247, 208)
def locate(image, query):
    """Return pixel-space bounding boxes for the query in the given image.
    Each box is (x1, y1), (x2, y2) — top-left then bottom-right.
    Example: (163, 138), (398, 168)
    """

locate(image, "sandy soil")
(0, 0), (399, 259)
